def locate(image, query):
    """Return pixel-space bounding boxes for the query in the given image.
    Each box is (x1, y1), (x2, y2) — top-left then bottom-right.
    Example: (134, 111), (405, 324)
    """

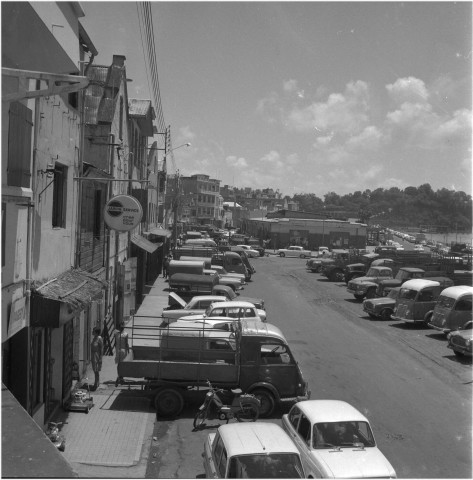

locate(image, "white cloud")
(386, 77), (430, 104)
(346, 126), (383, 151)
(225, 156), (248, 169)
(286, 80), (370, 135)
(283, 79), (298, 92)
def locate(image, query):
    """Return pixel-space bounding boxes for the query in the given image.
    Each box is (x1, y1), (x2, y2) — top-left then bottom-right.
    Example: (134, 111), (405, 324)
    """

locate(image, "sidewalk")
(57, 274), (170, 477)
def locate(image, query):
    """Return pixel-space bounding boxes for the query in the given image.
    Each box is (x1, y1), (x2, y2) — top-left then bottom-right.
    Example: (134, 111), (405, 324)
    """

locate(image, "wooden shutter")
(7, 102), (33, 187)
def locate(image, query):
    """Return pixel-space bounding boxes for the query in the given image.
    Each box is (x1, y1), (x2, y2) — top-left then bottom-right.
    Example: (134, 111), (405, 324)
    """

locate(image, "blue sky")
(81, 1), (472, 197)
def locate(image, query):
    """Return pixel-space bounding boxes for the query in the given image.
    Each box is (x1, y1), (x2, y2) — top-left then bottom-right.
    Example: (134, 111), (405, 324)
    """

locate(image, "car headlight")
(447, 333), (452, 340)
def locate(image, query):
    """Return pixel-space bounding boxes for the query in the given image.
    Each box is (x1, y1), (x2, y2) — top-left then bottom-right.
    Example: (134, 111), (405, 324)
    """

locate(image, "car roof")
(216, 423), (300, 456)
(400, 267), (425, 272)
(209, 301), (256, 308)
(439, 285), (473, 299)
(401, 279), (440, 290)
(294, 400), (369, 424)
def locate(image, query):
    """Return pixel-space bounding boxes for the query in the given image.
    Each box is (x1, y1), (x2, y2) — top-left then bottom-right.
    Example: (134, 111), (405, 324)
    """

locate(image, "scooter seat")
(231, 388), (242, 395)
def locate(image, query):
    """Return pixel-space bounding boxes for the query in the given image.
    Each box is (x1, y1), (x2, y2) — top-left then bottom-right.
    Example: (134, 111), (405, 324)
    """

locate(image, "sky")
(81, 1), (472, 198)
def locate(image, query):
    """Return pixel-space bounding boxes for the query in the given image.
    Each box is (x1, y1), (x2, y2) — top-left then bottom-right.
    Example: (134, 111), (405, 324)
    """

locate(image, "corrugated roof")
(33, 269), (107, 309)
(129, 99), (152, 117)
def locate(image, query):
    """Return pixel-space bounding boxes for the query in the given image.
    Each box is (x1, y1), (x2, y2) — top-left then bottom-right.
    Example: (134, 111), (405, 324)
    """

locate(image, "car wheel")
(236, 402), (259, 422)
(279, 252), (285, 257)
(354, 294), (365, 301)
(453, 350), (464, 357)
(368, 313), (377, 319)
(251, 389), (275, 418)
(380, 309), (392, 321)
(424, 313), (433, 327)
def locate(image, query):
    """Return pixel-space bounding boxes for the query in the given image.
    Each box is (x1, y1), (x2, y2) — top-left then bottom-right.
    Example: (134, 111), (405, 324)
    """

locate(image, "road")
(148, 255), (472, 479)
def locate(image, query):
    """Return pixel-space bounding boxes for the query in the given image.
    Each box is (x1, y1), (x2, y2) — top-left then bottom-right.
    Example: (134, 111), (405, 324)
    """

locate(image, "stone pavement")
(57, 273), (171, 477)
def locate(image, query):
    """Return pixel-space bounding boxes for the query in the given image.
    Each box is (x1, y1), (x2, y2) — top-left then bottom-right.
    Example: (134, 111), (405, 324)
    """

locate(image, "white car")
(282, 400), (397, 479)
(236, 245), (260, 258)
(178, 300), (267, 322)
(277, 246), (311, 258)
(162, 294), (227, 322)
(203, 423), (305, 478)
(413, 244), (425, 252)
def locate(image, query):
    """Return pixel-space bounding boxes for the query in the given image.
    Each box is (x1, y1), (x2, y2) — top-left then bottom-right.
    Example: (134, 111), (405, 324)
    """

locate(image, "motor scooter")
(193, 380), (260, 429)
(46, 422), (66, 452)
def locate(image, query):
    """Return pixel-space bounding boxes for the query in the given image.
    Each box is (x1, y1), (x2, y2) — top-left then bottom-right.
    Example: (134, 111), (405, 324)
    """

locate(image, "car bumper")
(347, 288), (365, 295)
(427, 323), (450, 333)
(448, 344), (473, 356)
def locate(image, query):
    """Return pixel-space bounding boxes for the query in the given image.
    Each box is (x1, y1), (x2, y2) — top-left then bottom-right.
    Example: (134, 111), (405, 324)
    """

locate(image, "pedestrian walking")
(114, 321), (129, 386)
(90, 326), (103, 391)
(163, 254), (172, 278)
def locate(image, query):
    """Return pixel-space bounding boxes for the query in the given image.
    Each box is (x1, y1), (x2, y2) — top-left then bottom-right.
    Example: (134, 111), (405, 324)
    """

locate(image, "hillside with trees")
(291, 184), (472, 232)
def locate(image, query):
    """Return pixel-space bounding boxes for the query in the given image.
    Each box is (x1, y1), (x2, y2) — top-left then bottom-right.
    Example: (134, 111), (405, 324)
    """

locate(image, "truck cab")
(346, 266), (394, 301)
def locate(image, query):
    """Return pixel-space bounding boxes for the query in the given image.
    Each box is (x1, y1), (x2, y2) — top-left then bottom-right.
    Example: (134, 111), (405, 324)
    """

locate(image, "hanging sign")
(104, 195), (143, 231)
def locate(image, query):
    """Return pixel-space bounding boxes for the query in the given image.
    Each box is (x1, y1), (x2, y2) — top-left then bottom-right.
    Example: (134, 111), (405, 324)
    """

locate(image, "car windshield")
(388, 289), (400, 299)
(228, 453), (304, 478)
(399, 288), (418, 300)
(365, 268), (381, 277)
(436, 295), (456, 309)
(313, 421), (376, 449)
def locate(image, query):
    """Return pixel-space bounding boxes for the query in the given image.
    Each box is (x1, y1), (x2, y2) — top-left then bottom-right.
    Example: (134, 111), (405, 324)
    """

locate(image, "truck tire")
(155, 388), (184, 418)
(251, 389), (275, 418)
(380, 309), (393, 321)
(279, 252), (285, 257)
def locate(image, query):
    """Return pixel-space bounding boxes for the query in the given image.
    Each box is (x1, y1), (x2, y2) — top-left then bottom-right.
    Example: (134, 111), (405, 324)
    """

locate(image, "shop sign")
(104, 195), (143, 231)
(8, 296), (27, 339)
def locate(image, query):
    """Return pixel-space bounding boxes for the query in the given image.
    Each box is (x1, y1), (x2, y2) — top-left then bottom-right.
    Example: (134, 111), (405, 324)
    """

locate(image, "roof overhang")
(31, 269), (107, 328)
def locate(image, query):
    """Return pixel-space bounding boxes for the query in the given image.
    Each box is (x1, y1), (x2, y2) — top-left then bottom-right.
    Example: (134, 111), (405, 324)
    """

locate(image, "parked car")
(428, 285), (473, 333)
(363, 287), (401, 321)
(162, 294), (227, 322)
(178, 301), (267, 323)
(277, 246), (312, 258)
(447, 321), (473, 357)
(236, 245), (260, 258)
(203, 422), (305, 478)
(281, 400), (397, 479)
(413, 244), (425, 252)
(392, 278), (454, 325)
(211, 284), (265, 311)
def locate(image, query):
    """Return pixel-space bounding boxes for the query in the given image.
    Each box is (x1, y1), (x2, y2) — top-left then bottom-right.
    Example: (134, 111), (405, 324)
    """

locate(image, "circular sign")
(104, 195), (143, 231)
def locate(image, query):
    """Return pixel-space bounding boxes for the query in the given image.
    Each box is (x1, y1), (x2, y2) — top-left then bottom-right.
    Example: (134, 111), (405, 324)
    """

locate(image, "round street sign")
(104, 195), (143, 231)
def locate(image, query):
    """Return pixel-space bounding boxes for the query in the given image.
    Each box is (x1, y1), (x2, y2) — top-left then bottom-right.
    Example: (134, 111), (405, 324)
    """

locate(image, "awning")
(144, 226), (172, 238)
(31, 269), (107, 327)
(131, 234), (160, 253)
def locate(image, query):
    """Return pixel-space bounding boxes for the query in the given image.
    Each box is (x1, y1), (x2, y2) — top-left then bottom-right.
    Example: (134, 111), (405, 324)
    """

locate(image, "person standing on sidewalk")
(163, 254), (172, 279)
(90, 326), (103, 391)
(114, 321), (129, 386)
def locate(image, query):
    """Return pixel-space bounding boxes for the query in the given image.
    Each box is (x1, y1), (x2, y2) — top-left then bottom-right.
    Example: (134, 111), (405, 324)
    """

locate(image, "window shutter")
(7, 102), (33, 187)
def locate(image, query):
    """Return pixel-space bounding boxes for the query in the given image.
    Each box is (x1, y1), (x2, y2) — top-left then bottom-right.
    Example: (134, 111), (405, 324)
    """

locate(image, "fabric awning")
(144, 226), (172, 238)
(131, 234), (160, 253)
